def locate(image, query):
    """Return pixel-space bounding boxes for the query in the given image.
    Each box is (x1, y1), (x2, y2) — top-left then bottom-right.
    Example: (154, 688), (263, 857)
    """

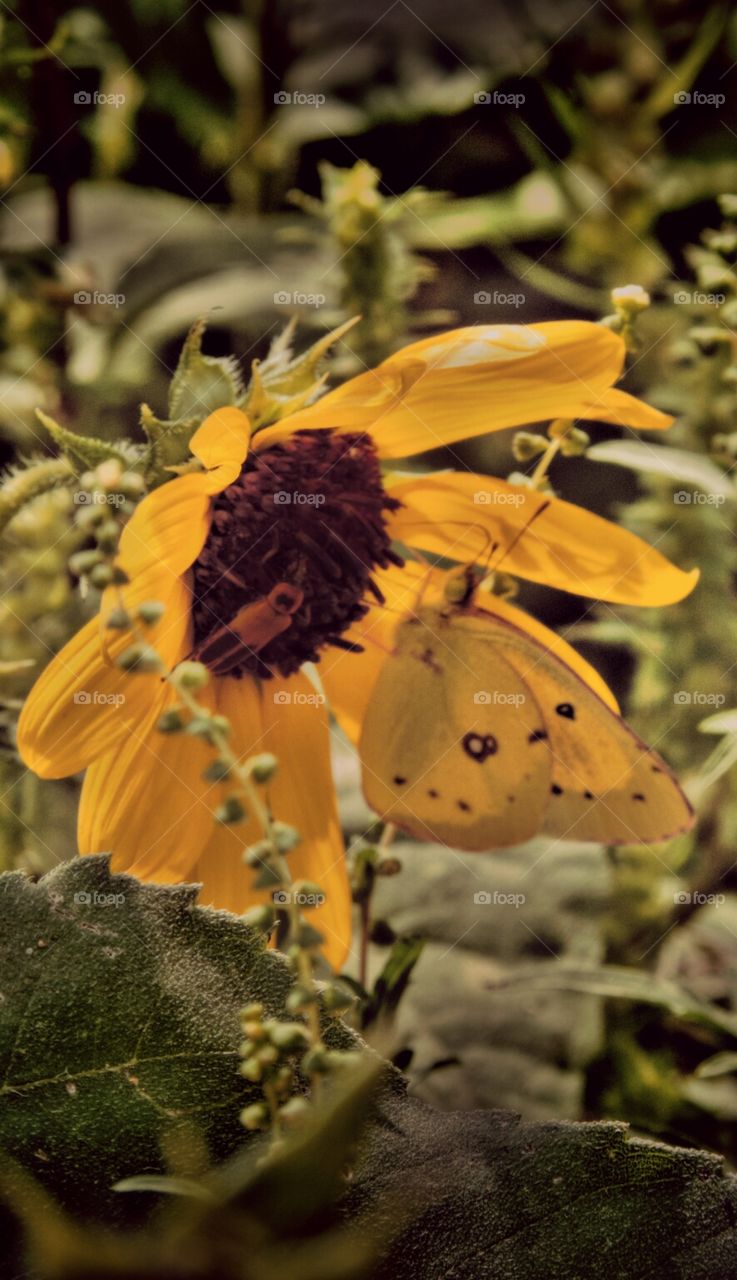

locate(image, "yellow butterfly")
(359, 570), (694, 850)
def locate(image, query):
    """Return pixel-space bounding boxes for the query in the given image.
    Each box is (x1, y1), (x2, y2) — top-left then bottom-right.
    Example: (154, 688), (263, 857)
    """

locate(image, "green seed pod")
(96, 521), (120, 553)
(250, 752), (278, 783)
(137, 600), (166, 625)
(322, 985), (355, 1016)
(215, 796), (246, 824)
(117, 645), (163, 673)
(242, 905), (276, 931)
(273, 821), (300, 853)
(286, 985), (318, 1014)
(240, 1058), (263, 1082)
(69, 548), (103, 577)
(278, 1097), (310, 1127)
(302, 1045), (331, 1075)
(202, 758), (231, 783)
(268, 1021), (311, 1052)
(89, 563), (114, 589)
(105, 607), (131, 630)
(174, 660), (209, 690)
(156, 708), (186, 734)
(240, 1103), (269, 1131)
(241, 1002), (264, 1021)
(512, 431), (547, 462)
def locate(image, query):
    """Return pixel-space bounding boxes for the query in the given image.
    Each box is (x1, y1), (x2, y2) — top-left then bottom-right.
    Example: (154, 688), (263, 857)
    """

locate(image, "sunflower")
(18, 321), (697, 969)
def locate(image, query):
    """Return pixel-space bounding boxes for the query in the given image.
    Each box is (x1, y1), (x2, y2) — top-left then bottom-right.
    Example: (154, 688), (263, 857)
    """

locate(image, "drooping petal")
(318, 560), (429, 744)
(78, 681), (233, 883)
(262, 670), (351, 971)
(580, 386), (673, 431)
(114, 409), (251, 585)
(189, 407), (251, 483)
(387, 473), (699, 606)
(188, 672), (351, 971)
(255, 322), (667, 458)
(17, 572), (189, 779)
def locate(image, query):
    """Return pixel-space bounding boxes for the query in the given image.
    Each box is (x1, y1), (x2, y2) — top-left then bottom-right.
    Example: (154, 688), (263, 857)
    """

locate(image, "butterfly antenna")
(485, 495), (551, 576)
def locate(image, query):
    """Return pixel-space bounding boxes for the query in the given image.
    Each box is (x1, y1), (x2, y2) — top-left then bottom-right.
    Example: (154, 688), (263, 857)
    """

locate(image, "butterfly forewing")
(360, 598), (694, 850)
(451, 605), (695, 845)
(360, 608), (552, 848)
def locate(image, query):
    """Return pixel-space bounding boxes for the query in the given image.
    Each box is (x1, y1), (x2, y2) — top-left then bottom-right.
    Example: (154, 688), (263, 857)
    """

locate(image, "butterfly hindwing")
(360, 599), (694, 850)
(360, 608), (552, 848)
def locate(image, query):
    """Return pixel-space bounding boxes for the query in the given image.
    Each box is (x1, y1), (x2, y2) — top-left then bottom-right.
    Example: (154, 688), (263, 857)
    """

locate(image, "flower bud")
(137, 600), (166, 625)
(174, 660), (209, 690)
(250, 752), (278, 783)
(215, 795), (246, 824)
(240, 1103), (269, 1131)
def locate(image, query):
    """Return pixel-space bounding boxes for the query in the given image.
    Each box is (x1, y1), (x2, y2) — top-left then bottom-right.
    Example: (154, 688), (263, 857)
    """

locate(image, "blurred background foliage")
(5, 0), (737, 1207)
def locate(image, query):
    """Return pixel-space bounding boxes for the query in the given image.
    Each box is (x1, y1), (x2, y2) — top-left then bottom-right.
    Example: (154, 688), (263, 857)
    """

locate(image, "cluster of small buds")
(70, 460), (145, 591)
(601, 283), (651, 352)
(547, 418), (590, 457)
(238, 995), (359, 1135)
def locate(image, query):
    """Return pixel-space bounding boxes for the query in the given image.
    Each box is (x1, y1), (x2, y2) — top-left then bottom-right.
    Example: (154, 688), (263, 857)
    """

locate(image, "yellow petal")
(318, 561), (429, 744)
(387, 473), (699, 606)
(115, 409), (250, 584)
(581, 387), (673, 430)
(17, 574), (188, 779)
(190, 672), (351, 971)
(262, 670), (351, 971)
(78, 681), (231, 882)
(255, 322), (662, 458)
(190, 407), (251, 484)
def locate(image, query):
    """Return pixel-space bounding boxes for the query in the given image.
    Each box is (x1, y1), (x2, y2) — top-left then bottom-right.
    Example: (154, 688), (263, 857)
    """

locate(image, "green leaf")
(0, 855), (361, 1222)
(361, 937), (425, 1030)
(35, 410), (128, 469)
(489, 963), (737, 1041)
(168, 317), (244, 423)
(587, 439), (735, 498)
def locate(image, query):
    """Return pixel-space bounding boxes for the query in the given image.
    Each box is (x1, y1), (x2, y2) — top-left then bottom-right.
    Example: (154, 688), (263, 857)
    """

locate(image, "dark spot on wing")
(584, 790), (594, 800)
(651, 765), (662, 773)
(462, 732), (498, 763)
(393, 775), (407, 786)
(551, 784), (563, 796)
(555, 703), (575, 720)
(528, 729), (548, 743)
(457, 800), (471, 812)
(428, 788), (439, 798)
(632, 793), (646, 802)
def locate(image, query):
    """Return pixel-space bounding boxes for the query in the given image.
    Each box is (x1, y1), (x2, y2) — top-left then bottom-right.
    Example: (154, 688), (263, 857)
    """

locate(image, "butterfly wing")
(449, 603), (695, 845)
(359, 607), (552, 848)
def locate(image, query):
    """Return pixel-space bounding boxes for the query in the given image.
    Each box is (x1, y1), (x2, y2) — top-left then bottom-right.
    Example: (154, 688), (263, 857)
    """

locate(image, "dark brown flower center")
(190, 430), (403, 679)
